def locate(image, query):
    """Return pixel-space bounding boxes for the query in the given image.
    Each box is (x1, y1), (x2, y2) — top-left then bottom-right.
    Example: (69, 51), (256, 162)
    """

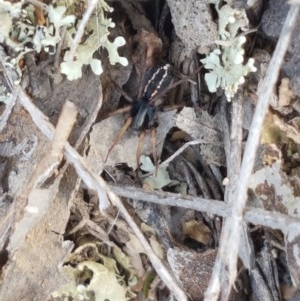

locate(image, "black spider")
(105, 63), (174, 166)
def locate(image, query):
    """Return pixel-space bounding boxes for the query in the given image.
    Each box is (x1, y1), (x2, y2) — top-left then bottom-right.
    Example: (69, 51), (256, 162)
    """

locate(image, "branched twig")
(204, 6), (300, 301)
(109, 183), (300, 231)
(110, 184), (228, 216)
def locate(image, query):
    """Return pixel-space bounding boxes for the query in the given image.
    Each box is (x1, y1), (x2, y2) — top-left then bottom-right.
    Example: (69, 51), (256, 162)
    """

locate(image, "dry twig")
(159, 139), (203, 168)
(7, 100), (77, 253)
(109, 183), (300, 231)
(65, 0), (99, 64)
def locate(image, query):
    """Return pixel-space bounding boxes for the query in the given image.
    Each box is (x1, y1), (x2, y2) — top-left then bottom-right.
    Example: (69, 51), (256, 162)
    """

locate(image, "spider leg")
(151, 127), (157, 169)
(136, 131), (146, 168)
(105, 116), (133, 162)
(136, 128), (157, 170)
(109, 77), (133, 102)
(103, 105), (132, 119)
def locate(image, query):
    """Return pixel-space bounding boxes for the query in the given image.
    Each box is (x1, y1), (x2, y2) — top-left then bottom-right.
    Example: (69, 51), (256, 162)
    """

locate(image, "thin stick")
(65, 0), (99, 64)
(6, 100), (77, 253)
(159, 139), (203, 168)
(105, 116), (133, 162)
(110, 184), (228, 216)
(204, 6), (300, 301)
(54, 26), (67, 71)
(32, 100), (78, 187)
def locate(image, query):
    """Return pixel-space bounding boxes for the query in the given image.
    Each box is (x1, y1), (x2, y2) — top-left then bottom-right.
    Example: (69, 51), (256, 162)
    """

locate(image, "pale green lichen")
(60, 0), (128, 80)
(32, 5), (75, 54)
(52, 243), (135, 301)
(201, 1), (257, 101)
(217, 4), (248, 40)
(52, 261), (128, 301)
(0, 0), (22, 19)
(0, 1), (75, 82)
(1, 0), (128, 82)
(0, 84), (13, 104)
(139, 155), (172, 189)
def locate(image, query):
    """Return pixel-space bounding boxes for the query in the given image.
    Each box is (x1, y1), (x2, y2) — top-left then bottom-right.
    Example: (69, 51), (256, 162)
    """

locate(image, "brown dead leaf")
(115, 220), (146, 278)
(87, 110), (176, 171)
(34, 5), (46, 26)
(288, 117), (300, 131)
(125, 233), (145, 279)
(273, 115), (300, 144)
(149, 236), (164, 259)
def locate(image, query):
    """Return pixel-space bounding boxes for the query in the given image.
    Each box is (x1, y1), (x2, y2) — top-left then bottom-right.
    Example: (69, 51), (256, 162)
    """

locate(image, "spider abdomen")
(142, 64), (174, 101)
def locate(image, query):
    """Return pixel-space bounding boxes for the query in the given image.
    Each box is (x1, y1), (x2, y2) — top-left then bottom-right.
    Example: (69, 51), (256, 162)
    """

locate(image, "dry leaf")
(87, 110), (176, 171)
(116, 221), (146, 278)
(131, 30), (163, 70)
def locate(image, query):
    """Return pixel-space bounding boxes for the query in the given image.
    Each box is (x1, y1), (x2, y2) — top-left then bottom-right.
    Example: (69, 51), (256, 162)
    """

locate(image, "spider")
(105, 63), (174, 167)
